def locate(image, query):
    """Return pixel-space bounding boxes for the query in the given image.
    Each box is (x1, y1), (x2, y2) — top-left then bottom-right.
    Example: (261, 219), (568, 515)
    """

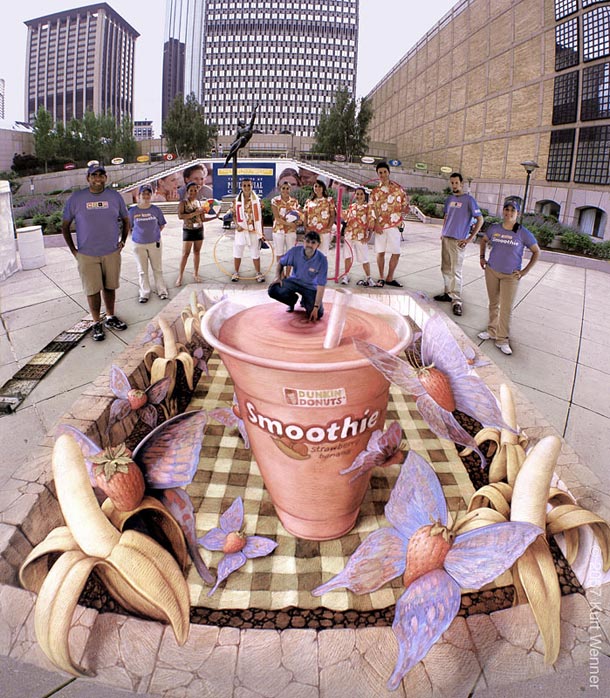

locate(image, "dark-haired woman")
(478, 200), (540, 355)
(303, 180), (336, 256)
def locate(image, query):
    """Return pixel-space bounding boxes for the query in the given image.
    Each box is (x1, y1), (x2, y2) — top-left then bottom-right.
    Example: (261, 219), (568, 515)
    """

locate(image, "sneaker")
(434, 293), (452, 302)
(495, 342), (513, 355)
(256, 273), (265, 283)
(477, 331), (493, 340)
(158, 293), (168, 300)
(104, 315), (128, 331)
(367, 277), (382, 287)
(231, 272), (239, 282)
(92, 322), (105, 341)
(340, 275), (350, 285)
(139, 296), (149, 304)
(452, 302), (462, 316)
(385, 279), (403, 288)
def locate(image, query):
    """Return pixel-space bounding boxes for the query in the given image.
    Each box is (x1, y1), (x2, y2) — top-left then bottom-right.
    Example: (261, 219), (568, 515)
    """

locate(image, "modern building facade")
(162, 0), (205, 125)
(367, 0), (610, 239)
(24, 3), (139, 125)
(133, 119), (154, 141)
(0, 79), (5, 121)
(162, 0), (359, 138)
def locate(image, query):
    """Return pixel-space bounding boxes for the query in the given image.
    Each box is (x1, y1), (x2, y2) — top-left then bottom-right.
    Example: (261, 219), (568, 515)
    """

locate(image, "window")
(583, 7), (610, 61)
(546, 129), (575, 182)
(555, 18), (579, 70)
(582, 62), (610, 119)
(574, 125), (610, 184)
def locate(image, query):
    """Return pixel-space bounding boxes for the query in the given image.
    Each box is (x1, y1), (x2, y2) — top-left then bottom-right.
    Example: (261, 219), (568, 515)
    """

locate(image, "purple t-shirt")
(484, 224), (537, 274)
(128, 204), (167, 244)
(442, 194), (482, 240)
(63, 188), (129, 256)
(280, 246), (328, 290)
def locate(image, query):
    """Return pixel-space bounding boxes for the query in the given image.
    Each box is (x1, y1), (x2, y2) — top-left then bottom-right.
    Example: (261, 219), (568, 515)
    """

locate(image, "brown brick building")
(367, 0), (610, 239)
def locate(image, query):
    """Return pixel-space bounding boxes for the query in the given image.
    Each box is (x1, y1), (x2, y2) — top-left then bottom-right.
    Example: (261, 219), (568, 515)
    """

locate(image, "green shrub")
(45, 211), (64, 234)
(560, 231), (595, 254)
(532, 226), (556, 247)
(14, 217), (25, 229)
(591, 240), (610, 259)
(32, 213), (49, 231)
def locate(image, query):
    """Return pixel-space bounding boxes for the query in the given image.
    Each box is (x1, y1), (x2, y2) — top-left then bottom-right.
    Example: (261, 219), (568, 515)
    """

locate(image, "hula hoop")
(213, 233), (276, 280)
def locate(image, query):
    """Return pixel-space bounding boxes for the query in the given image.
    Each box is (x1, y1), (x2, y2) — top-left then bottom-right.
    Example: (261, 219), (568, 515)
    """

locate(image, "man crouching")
(268, 231), (327, 322)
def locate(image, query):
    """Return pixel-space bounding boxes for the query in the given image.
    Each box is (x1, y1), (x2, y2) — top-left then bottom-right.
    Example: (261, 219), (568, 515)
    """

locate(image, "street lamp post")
(520, 160), (539, 222)
(280, 129), (294, 158)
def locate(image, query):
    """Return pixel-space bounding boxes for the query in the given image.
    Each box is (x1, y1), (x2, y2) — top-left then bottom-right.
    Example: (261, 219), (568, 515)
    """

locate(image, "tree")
(162, 93), (218, 158)
(32, 107), (56, 172)
(312, 86), (374, 161)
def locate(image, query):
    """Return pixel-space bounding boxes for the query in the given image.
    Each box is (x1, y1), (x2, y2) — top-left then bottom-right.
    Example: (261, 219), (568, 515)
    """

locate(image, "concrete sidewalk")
(1, 216), (609, 697)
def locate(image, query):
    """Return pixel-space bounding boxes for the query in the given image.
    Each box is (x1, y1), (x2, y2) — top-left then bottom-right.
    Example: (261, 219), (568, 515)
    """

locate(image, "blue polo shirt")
(280, 246), (328, 290)
(442, 194), (482, 240)
(63, 188), (129, 256)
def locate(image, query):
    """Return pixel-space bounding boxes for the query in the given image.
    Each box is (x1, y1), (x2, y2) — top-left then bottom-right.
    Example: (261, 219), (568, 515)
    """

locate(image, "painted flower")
(313, 451), (541, 691)
(200, 497), (277, 595)
(209, 393), (250, 448)
(140, 321), (163, 346)
(390, 212), (401, 223)
(108, 365), (170, 429)
(354, 313), (514, 464)
(193, 346), (210, 376)
(340, 421), (403, 482)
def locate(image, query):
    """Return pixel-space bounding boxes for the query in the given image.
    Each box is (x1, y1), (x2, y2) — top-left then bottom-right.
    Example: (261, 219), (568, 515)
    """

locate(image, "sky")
(0, 0), (457, 134)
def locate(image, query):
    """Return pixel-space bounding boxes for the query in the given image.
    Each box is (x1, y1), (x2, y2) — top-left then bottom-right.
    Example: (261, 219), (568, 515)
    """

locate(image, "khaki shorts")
(77, 249), (122, 296)
(374, 227), (402, 255)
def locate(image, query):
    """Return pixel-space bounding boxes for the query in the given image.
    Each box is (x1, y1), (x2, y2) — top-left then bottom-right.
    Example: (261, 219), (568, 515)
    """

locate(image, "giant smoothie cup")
(202, 290), (412, 540)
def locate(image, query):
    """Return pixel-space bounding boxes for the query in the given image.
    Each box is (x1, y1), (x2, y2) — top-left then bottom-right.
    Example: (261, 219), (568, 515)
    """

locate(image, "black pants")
(268, 278), (324, 317)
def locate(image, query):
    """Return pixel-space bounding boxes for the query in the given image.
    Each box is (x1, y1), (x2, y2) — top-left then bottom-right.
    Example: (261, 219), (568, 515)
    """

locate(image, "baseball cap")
(503, 199), (521, 212)
(139, 184), (153, 194)
(87, 164), (106, 176)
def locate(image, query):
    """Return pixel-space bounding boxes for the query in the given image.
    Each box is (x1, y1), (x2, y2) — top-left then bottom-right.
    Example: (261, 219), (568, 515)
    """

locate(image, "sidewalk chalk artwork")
(0, 317), (94, 413)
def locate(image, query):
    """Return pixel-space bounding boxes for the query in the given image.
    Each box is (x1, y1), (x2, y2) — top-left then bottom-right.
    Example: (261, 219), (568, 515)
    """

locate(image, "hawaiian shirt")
(369, 181), (409, 231)
(304, 196), (335, 233)
(271, 195), (301, 233)
(344, 202), (370, 242)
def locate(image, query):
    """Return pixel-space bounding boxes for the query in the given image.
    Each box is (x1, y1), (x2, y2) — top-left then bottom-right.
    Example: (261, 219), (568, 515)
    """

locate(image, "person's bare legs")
(176, 241), (193, 286)
(234, 257), (242, 274)
(344, 257), (353, 277)
(362, 261), (371, 277)
(193, 240), (203, 282)
(377, 252), (386, 281)
(385, 253), (400, 283)
(253, 258), (261, 274)
(86, 292), (103, 322)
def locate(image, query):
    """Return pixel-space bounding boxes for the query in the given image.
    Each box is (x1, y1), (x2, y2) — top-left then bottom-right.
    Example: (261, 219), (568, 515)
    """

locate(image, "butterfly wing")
(420, 314), (470, 379)
(109, 364), (131, 400)
(388, 569), (461, 691)
(158, 488), (215, 584)
(145, 376), (171, 405)
(312, 527), (407, 596)
(138, 404), (158, 429)
(133, 410), (207, 488)
(385, 450), (448, 540)
(208, 551), (247, 596)
(108, 398), (132, 427)
(353, 339), (424, 397)
(445, 521), (541, 589)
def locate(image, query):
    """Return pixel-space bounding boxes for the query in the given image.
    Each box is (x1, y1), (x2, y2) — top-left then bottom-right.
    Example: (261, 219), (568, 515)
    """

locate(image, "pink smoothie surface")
(219, 302), (399, 364)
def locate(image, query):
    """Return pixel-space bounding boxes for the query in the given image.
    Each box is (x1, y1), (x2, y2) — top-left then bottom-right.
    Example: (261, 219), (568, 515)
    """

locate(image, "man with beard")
(268, 231), (327, 321)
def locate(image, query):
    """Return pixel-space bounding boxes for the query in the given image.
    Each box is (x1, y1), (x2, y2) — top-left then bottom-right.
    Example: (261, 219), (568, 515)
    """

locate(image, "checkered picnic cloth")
(186, 352), (478, 610)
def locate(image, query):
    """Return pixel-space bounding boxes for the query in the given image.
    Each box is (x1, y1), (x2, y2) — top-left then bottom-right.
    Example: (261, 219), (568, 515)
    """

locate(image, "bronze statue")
(224, 105), (260, 168)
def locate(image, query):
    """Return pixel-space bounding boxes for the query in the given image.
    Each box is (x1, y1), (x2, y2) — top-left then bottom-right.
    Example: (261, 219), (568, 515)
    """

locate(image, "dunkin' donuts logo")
(283, 387), (347, 407)
(245, 400), (379, 443)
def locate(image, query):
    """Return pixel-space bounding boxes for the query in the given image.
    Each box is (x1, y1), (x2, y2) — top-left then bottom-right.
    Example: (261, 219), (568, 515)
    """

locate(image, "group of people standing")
(61, 160), (539, 356)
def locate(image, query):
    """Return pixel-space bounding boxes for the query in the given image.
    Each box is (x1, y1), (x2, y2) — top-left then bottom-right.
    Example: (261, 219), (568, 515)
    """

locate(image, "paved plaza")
(1, 215), (609, 697)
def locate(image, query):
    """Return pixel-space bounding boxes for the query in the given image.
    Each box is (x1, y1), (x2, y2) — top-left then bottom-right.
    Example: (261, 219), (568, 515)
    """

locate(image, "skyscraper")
(162, 0), (205, 126)
(162, 0), (359, 137)
(24, 3), (139, 125)
(0, 79), (5, 121)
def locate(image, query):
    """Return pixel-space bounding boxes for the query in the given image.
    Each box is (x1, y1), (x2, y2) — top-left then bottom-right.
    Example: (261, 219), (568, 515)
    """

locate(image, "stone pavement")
(1, 215), (609, 697)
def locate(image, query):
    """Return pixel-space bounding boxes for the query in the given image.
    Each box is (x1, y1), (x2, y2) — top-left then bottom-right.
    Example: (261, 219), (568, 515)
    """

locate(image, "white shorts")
(344, 240), (370, 264)
(272, 230), (297, 257)
(318, 232), (331, 256)
(233, 230), (260, 260)
(374, 227), (401, 255)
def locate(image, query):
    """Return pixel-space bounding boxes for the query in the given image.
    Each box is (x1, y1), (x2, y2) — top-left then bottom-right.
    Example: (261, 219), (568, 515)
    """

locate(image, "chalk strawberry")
(402, 522), (454, 587)
(417, 365), (456, 412)
(127, 388), (148, 411)
(223, 531), (246, 554)
(90, 443), (145, 512)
